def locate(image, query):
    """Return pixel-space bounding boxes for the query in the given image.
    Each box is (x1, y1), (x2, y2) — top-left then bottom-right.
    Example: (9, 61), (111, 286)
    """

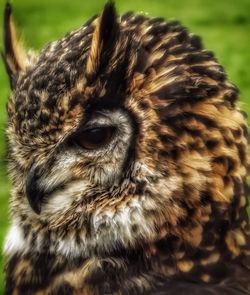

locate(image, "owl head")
(3, 1), (249, 263)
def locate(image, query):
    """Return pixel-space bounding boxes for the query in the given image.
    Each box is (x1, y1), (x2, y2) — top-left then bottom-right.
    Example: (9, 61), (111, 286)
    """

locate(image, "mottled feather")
(2, 2), (250, 295)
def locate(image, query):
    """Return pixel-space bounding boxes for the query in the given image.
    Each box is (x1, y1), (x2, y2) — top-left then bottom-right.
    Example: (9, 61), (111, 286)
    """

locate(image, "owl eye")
(74, 126), (115, 150)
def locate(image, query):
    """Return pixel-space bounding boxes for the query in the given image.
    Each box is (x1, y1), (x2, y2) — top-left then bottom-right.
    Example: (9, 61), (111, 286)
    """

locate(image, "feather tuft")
(86, 1), (120, 80)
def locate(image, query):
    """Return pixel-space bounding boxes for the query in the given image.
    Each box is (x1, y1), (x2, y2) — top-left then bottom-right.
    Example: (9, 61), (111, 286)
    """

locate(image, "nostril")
(26, 165), (44, 215)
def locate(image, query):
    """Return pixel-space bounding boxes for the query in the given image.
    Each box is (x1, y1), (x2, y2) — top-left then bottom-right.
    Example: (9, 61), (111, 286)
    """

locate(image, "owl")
(2, 1), (250, 294)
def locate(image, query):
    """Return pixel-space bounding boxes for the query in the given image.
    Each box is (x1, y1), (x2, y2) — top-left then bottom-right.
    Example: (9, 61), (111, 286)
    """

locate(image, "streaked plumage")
(2, 1), (250, 294)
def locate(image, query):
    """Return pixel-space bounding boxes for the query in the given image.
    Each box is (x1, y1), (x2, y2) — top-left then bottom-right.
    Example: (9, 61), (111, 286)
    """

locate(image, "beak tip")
(31, 202), (42, 215)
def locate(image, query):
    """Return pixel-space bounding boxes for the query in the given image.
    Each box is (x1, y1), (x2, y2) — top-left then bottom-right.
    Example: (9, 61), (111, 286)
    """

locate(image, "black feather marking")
(121, 11), (134, 21)
(2, 2), (22, 89)
(86, 0), (120, 82)
(130, 14), (147, 25)
(148, 17), (165, 25)
(3, 4), (16, 64)
(99, 0), (118, 48)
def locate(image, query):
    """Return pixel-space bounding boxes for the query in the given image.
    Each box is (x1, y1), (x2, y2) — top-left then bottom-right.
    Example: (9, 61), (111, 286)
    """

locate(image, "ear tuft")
(99, 0), (118, 44)
(2, 2), (29, 89)
(86, 1), (120, 79)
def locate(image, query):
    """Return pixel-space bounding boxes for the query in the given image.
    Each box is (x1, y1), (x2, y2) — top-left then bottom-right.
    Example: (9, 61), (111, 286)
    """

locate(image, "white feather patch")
(4, 223), (26, 255)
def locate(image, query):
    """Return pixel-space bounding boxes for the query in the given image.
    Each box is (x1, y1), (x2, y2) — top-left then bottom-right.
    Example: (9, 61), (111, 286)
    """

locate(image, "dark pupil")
(84, 128), (107, 144)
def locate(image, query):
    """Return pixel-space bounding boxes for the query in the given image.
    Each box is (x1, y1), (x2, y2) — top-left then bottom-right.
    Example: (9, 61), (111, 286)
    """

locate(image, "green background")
(0, 0), (249, 293)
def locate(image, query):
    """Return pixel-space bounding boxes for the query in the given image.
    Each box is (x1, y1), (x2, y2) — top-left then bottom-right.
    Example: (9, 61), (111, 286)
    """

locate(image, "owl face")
(3, 2), (249, 261)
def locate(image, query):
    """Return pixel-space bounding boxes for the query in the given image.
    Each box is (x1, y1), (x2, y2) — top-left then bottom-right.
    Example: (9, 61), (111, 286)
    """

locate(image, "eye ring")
(73, 126), (116, 150)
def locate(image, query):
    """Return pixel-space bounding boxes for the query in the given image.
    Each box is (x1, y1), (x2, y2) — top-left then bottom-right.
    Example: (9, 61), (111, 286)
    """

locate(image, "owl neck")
(5, 222), (250, 295)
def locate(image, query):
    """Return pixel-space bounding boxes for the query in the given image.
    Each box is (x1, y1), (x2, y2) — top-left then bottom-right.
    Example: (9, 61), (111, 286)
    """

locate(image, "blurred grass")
(0, 0), (250, 293)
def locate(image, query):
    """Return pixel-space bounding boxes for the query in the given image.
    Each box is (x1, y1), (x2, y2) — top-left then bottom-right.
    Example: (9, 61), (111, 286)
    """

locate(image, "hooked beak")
(26, 165), (45, 215)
